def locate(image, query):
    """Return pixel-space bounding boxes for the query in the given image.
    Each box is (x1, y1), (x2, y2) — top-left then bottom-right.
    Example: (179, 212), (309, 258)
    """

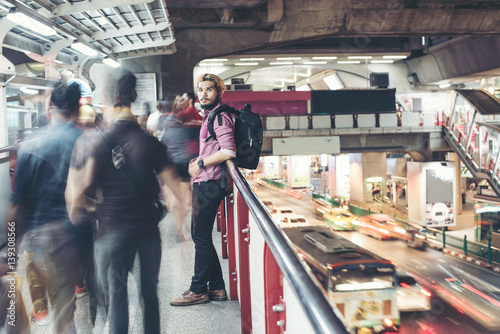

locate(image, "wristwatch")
(198, 159), (205, 169)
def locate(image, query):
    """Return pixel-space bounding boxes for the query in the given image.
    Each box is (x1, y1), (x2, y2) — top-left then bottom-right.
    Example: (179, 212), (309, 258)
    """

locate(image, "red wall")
(223, 91), (311, 115)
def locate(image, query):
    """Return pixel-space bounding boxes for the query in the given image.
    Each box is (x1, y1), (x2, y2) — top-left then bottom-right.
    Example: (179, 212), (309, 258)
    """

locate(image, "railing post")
(308, 114), (313, 129)
(285, 115), (290, 130)
(464, 235), (467, 255)
(442, 229), (446, 249)
(225, 178), (238, 301)
(237, 191), (252, 334)
(488, 240), (492, 265)
(330, 114), (336, 129)
(219, 200), (228, 259)
(217, 202), (222, 232)
(262, 115), (267, 131)
(264, 243), (285, 334)
(375, 113), (380, 128)
(352, 113), (358, 128)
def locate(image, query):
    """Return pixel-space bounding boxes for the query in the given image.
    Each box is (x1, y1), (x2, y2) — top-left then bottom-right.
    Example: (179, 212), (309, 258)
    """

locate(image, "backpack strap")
(205, 104), (234, 143)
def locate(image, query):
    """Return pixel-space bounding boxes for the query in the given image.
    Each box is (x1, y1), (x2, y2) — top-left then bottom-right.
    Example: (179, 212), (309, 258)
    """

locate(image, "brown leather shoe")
(170, 290), (209, 306)
(208, 288), (228, 301)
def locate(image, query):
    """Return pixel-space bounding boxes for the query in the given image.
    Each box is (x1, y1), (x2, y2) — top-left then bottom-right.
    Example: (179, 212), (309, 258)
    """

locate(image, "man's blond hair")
(196, 73), (226, 99)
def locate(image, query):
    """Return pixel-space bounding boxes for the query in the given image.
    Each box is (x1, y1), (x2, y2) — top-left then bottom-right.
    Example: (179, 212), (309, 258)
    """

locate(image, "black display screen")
(311, 89), (396, 114)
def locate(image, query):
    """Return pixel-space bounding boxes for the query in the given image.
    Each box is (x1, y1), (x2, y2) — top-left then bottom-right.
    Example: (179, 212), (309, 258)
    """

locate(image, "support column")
(450, 153), (463, 215)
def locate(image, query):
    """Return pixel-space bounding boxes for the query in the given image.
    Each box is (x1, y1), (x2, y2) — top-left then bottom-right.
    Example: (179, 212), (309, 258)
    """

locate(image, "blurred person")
(60, 70), (93, 106)
(146, 100), (164, 135)
(170, 73), (235, 306)
(66, 72), (183, 334)
(159, 98), (195, 242)
(137, 101), (152, 130)
(68, 104), (100, 322)
(9, 82), (83, 332)
(176, 91), (202, 126)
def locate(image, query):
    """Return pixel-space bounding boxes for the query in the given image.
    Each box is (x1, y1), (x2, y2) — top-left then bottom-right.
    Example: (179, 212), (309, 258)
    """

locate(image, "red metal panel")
(259, 102), (281, 115)
(225, 178), (238, 301)
(264, 243), (285, 334)
(216, 202), (222, 232)
(237, 191), (252, 334)
(226, 102), (247, 110)
(224, 91), (311, 102)
(219, 201), (228, 259)
(284, 100), (307, 114)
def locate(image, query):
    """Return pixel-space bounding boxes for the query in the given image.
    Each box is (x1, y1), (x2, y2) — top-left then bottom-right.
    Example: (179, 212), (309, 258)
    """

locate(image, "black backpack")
(206, 104), (263, 170)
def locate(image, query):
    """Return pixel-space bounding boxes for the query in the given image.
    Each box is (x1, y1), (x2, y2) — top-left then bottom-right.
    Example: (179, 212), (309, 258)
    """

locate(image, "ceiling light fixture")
(198, 62), (224, 67)
(337, 61), (360, 64)
(313, 56), (338, 60)
(276, 57), (301, 60)
(235, 63), (259, 66)
(103, 57), (120, 68)
(203, 59), (228, 62)
(71, 42), (98, 57)
(303, 61), (327, 65)
(383, 55), (407, 59)
(7, 11), (57, 36)
(270, 62), (293, 65)
(370, 60), (394, 64)
(240, 58), (265, 61)
(348, 56), (372, 60)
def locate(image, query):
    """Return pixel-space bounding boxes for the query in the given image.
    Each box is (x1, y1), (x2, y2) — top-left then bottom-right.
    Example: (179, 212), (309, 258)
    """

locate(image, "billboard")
(424, 162), (456, 227)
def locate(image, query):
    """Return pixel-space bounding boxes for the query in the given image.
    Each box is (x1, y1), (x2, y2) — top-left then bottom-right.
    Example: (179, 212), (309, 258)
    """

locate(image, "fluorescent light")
(422, 36), (426, 45)
(296, 85), (310, 91)
(240, 58), (265, 61)
(235, 62), (259, 66)
(313, 56), (338, 60)
(270, 62), (293, 65)
(7, 12), (57, 36)
(323, 74), (344, 90)
(20, 87), (38, 94)
(383, 55), (407, 59)
(439, 82), (451, 88)
(71, 42), (98, 57)
(103, 58), (120, 68)
(370, 60), (394, 64)
(348, 56), (372, 59)
(337, 61), (360, 64)
(198, 63), (224, 67)
(203, 58), (228, 62)
(303, 61), (327, 65)
(55, 60), (64, 64)
(276, 57), (301, 60)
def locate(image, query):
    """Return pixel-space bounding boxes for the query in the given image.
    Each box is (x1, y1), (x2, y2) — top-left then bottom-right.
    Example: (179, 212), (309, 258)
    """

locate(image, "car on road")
(276, 207), (294, 215)
(262, 200), (277, 214)
(276, 214), (310, 228)
(324, 207), (357, 231)
(353, 214), (398, 240)
(396, 270), (431, 312)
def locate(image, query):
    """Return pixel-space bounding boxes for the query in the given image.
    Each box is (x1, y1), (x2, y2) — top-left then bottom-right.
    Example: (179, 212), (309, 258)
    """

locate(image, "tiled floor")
(19, 211), (241, 334)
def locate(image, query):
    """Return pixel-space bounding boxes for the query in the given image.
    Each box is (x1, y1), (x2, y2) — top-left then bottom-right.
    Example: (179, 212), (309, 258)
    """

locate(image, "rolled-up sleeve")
(214, 113), (236, 156)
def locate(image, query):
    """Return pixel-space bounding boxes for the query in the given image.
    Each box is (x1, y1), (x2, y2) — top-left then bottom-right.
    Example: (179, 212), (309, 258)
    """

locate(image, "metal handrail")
(0, 143), (20, 155)
(225, 160), (349, 334)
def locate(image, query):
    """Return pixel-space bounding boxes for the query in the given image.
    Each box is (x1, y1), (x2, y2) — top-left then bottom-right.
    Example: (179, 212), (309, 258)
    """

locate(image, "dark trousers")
(189, 180), (226, 294)
(94, 223), (161, 334)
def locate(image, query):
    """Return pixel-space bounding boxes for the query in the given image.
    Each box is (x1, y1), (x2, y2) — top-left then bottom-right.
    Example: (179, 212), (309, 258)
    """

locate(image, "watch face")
(198, 160), (203, 168)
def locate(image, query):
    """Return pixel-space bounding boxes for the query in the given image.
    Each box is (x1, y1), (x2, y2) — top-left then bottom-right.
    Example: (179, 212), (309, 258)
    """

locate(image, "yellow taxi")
(323, 207), (357, 231)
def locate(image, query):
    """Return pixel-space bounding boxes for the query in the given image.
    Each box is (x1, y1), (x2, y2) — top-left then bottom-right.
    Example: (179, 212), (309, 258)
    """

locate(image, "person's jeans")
(189, 180), (226, 294)
(94, 223), (161, 334)
(27, 221), (80, 334)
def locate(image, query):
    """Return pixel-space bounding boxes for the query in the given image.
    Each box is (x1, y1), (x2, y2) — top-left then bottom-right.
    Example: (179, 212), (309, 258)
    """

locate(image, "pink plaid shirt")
(192, 103), (236, 183)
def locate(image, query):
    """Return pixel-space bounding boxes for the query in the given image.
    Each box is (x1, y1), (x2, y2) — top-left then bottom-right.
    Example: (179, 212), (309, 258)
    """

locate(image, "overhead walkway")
(442, 89), (500, 198)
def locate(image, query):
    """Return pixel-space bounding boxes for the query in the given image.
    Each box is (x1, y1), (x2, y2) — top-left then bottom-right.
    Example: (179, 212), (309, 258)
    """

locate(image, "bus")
(282, 226), (399, 333)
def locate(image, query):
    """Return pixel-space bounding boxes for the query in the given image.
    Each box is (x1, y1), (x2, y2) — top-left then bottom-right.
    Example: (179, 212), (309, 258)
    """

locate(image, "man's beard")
(201, 99), (220, 110)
